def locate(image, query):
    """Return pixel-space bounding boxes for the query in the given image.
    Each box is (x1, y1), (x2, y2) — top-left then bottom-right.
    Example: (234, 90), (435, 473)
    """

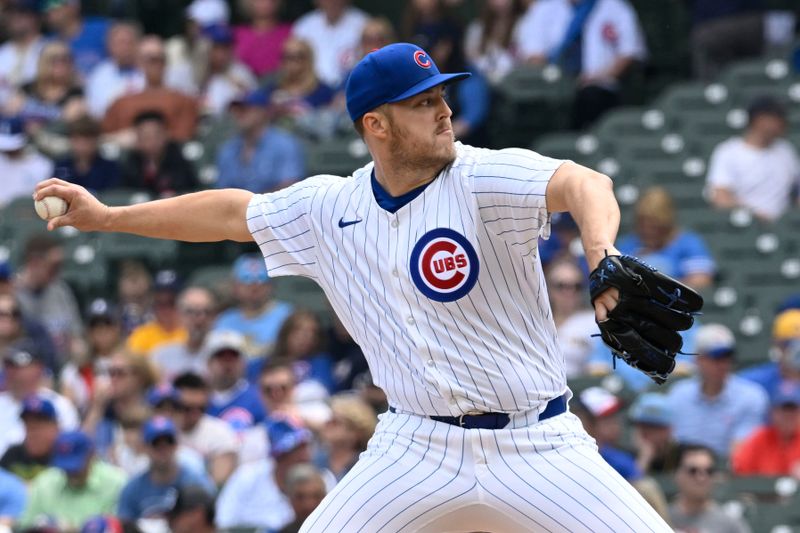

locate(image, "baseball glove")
(588, 254), (704, 385)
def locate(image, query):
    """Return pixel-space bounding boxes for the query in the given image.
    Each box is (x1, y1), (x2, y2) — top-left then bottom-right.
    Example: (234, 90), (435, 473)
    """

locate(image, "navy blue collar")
(370, 170), (433, 214)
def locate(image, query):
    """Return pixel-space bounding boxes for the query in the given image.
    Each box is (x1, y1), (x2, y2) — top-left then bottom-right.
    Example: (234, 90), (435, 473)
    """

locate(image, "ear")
(362, 110), (389, 140)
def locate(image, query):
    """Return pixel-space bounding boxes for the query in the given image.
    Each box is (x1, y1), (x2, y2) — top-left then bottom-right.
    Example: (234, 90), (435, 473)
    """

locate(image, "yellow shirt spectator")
(127, 321), (187, 356)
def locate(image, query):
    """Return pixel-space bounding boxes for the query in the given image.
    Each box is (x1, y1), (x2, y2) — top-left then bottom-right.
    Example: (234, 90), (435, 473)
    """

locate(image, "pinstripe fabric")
(246, 143), (566, 417)
(299, 411), (672, 533)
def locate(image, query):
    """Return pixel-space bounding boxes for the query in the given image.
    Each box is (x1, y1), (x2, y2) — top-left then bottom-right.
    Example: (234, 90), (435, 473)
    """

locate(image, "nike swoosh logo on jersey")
(338, 217), (362, 228)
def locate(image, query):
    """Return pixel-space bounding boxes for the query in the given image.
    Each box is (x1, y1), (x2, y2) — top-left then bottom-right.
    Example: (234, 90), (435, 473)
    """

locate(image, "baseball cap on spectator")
(204, 329), (246, 358)
(20, 395), (57, 421)
(230, 88), (271, 109)
(774, 310), (800, 342)
(85, 298), (119, 326)
(3, 340), (42, 367)
(143, 416), (178, 444)
(80, 516), (124, 533)
(186, 0), (229, 28)
(778, 294), (800, 313)
(628, 393), (671, 427)
(154, 269), (182, 293)
(772, 381), (800, 408)
(695, 324), (736, 358)
(203, 24), (233, 45)
(0, 261), (11, 281)
(267, 419), (312, 458)
(578, 387), (622, 418)
(0, 116), (26, 151)
(747, 95), (787, 123)
(51, 431), (94, 474)
(345, 43), (470, 122)
(232, 254), (269, 284)
(165, 485), (215, 519)
(147, 383), (181, 407)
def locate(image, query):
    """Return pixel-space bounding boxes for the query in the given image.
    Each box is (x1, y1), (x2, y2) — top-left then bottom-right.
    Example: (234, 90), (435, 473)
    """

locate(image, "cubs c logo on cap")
(410, 228), (479, 302)
(413, 50), (432, 69)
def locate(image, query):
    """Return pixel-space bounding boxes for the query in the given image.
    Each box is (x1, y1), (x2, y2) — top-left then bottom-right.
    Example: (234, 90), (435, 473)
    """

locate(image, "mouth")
(436, 127), (452, 136)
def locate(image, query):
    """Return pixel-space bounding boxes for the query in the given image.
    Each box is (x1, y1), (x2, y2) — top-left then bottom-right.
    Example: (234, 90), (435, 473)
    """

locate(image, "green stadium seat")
(720, 58), (798, 105)
(654, 82), (732, 127)
(97, 232), (178, 268)
(305, 137), (371, 177)
(98, 188), (153, 207)
(593, 106), (667, 144)
(533, 132), (603, 164)
(271, 276), (331, 323)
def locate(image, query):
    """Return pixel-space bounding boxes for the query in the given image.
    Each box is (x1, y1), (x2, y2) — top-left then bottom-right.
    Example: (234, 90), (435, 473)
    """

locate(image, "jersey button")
(449, 397), (458, 405)
(390, 220), (398, 228)
(406, 316), (415, 325)
(392, 268), (399, 277)
(426, 359), (435, 367)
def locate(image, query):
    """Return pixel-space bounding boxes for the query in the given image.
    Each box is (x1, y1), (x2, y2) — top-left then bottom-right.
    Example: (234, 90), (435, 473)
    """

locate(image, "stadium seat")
(271, 276), (331, 323)
(97, 232), (178, 268)
(654, 82), (732, 128)
(305, 137), (371, 177)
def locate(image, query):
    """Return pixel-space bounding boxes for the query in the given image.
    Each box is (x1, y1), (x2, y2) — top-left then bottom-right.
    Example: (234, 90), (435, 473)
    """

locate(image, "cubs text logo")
(414, 50), (432, 69)
(410, 228), (479, 302)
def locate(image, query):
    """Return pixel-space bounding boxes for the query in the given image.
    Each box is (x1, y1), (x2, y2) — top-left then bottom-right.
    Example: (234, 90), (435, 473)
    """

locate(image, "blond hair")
(635, 186), (676, 229)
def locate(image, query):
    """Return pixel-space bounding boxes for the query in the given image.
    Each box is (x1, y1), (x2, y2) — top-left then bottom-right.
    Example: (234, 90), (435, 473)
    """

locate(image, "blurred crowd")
(0, 0), (799, 532)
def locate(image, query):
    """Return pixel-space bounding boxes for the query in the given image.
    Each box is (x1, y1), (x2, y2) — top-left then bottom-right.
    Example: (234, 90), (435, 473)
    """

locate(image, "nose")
(437, 94), (453, 121)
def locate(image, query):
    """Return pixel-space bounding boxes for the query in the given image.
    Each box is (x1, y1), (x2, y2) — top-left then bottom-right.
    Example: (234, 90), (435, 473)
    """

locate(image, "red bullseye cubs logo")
(414, 50), (432, 69)
(410, 228), (479, 302)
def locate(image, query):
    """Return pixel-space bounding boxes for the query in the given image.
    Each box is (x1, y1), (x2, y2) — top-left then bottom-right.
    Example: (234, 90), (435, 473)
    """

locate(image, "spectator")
(0, 467), (26, 529)
(81, 351), (156, 458)
(617, 187), (716, 290)
(53, 115), (122, 193)
(292, 0), (368, 88)
(406, 0), (491, 146)
(117, 416), (213, 521)
(234, 0), (292, 78)
(0, 293), (58, 375)
(152, 287), (217, 381)
(172, 372), (238, 487)
(629, 393), (681, 476)
(357, 17), (396, 60)
(328, 314), (369, 393)
(79, 516), (128, 533)
(0, 342), (79, 457)
(41, 0), (110, 78)
(204, 330), (266, 432)
(278, 464), (327, 533)
(199, 25), (257, 116)
(147, 383), (181, 419)
(215, 419), (316, 530)
(733, 380), (800, 477)
(268, 37), (338, 137)
(688, 0), (764, 80)
(0, 395), (59, 482)
(0, 0), (46, 93)
(706, 96), (800, 222)
(102, 35), (199, 145)
(266, 310), (335, 395)
(667, 324), (769, 457)
(120, 110), (198, 197)
(545, 256), (597, 378)
(317, 395), (376, 481)
(167, 0), (230, 91)
(463, 0), (526, 85)
(518, 0), (647, 129)
(669, 444), (751, 533)
(84, 21), (143, 119)
(14, 233), (83, 359)
(21, 431), (127, 530)
(117, 260), (153, 335)
(60, 299), (123, 414)
(214, 89), (305, 192)
(126, 270), (188, 356)
(739, 310), (800, 397)
(165, 484), (216, 533)
(0, 115), (53, 208)
(214, 254), (293, 355)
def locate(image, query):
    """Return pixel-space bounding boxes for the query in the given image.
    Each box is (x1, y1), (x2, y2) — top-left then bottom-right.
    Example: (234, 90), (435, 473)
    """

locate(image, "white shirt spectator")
(238, 423), (268, 465)
(516, 0), (646, 88)
(0, 388), (80, 456)
(463, 20), (523, 85)
(85, 60), (145, 118)
(179, 414), (238, 462)
(0, 149), (54, 207)
(706, 136), (800, 221)
(215, 458), (294, 530)
(202, 62), (257, 115)
(292, 6), (368, 87)
(151, 342), (207, 382)
(0, 36), (45, 90)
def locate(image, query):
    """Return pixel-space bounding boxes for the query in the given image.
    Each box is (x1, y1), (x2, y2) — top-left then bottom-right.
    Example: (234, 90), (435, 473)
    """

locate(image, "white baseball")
(34, 196), (68, 221)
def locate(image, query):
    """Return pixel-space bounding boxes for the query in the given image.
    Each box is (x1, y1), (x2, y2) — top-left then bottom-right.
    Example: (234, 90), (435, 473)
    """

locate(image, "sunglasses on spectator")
(143, 54), (166, 63)
(108, 367), (131, 378)
(682, 465), (715, 477)
(261, 383), (291, 395)
(180, 307), (214, 317)
(177, 403), (207, 414)
(552, 281), (583, 291)
(150, 436), (176, 448)
(0, 307), (21, 318)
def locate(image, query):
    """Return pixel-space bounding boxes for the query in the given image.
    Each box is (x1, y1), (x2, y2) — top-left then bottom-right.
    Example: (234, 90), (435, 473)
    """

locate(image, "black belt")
(389, 393), (567, 430)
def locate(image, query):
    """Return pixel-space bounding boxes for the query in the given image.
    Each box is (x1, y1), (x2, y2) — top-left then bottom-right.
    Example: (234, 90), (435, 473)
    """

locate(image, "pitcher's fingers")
(34, 178), (72, 194)
(47, 213), (73, 231)
(34, 183), (78, 202)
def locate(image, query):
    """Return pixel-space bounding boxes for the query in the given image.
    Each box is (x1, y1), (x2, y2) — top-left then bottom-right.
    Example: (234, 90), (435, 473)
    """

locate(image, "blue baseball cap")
(143, 416), (177, 444)
(81, 516), (123, 533)
(0, 116), (26, 151)
(233, 254), (269, 284)
(345, 42), (470, 122)
(628, 393), (671, 427)
(51, 431), (94, 474)
(203, 23), (233, 45)
(20, 394), (57, 421)
(773, 381), (800, 407)
(147, 383), (180, 407)
(267, 419), (311, 458)
(230, 88), (270, 108)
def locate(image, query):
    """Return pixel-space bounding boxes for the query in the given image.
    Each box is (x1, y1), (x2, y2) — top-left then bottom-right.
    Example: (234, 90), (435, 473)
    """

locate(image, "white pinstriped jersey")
(247, 143), (566, 416)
